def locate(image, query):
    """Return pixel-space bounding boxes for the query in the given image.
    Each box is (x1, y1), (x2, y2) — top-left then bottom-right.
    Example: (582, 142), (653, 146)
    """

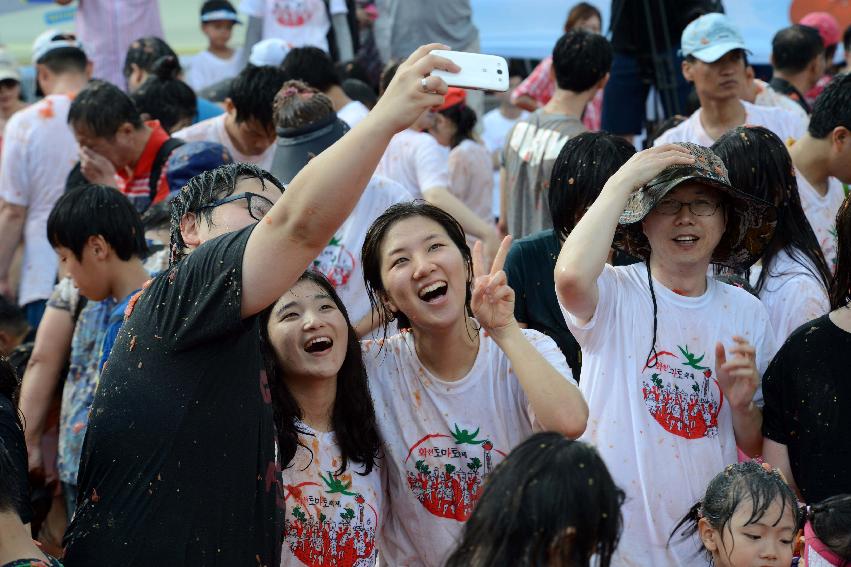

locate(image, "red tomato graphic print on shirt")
(641, 344), (723, 439)
(404, 424), (507, 521)
(284, 470), (377, 567)
(273, 0), (319, 27)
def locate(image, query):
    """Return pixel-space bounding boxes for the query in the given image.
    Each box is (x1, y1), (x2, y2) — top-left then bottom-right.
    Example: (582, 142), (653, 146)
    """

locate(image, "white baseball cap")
(32, 29), (85, 64)
(249, 38), (292, 67)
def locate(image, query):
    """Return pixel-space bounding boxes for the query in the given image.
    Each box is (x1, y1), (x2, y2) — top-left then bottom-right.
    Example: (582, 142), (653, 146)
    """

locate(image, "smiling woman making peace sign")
(358, 201), (588, 566)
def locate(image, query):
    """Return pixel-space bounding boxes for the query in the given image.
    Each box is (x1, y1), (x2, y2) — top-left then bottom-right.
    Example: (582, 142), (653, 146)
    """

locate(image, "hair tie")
(282, 86), (300, 97)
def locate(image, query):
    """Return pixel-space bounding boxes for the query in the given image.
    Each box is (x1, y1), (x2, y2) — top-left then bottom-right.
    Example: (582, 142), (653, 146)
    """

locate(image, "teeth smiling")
(304, 337), (332, 352)
(418, 282), (447, 298)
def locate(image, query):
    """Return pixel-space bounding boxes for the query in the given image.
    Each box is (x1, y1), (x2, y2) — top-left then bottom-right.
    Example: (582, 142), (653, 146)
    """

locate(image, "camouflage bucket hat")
(612, 142), (777, 272)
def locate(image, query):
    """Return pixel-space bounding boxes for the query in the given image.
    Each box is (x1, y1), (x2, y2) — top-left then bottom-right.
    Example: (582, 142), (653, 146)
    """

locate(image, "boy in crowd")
(62, 44), (458, 565)
(790, 73), (851, 270)
(174, 64), (286, 171)
(556, 143), (778, 564)
(281, 46), (370, 128)
(655, 13), (806, 147)
(769, 24), (825, 115)
(184, 0), (243, 93)
(481, 74), (526, 221)
(0, 31), (89, 329)
(500, 29), (612, 239)
(47, 185), (150, 369)
(68, 81), (184, 212)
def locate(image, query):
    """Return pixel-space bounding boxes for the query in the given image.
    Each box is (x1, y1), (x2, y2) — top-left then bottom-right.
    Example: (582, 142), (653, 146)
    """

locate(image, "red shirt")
(116, 120), (171, 211)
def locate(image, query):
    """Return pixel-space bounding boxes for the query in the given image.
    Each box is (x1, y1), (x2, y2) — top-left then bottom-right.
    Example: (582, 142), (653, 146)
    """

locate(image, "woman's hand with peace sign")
(471, 236), (517, 341)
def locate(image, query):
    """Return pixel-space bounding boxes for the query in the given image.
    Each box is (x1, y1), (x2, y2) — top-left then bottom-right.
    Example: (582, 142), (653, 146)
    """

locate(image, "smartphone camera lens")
(497, 69), (503, 74)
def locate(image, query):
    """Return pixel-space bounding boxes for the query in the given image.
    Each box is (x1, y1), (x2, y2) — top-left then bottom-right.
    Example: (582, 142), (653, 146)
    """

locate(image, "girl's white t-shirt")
(310, 175), (411, 325)
(750, 249), (830, 341)
(184, 49), (243, 93)
(240, 0), (347, 53)
(561, 263), (777, 567)
(281, 422), (383, 567)
(375, 129), (450, 199)
(362, 329), (575, 567)
(796, 173), (845, 271)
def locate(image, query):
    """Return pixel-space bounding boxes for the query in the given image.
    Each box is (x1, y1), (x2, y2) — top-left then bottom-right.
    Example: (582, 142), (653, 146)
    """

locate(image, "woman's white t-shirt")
(362, 329), (575, 567)
(448, 139), (493, 227)
(561, 263), (777, 567)
(796, 173), (845, 271)
(184, 49), (243, 93)
(240, 0), (347, 53)
(337, 100), (370, 128)
(750, 249), (829, 341)
(375, 129), (450, 199)
(310, 175), (411, 325)
(281, 422), (383, 566)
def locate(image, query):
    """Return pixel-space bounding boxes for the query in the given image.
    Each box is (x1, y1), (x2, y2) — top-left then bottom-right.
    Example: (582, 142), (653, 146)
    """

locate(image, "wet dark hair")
(831, 192), (851, 309)
(445, 433), (624, 567)
(438, 102), (477, 148)
(809, 73), (851, 139)
(552, 30), (613, 92)
(362, 201), (474, 338)
(807, 494), (851, 564)
(0, 297), (28, 344)
(379, 60), (401, 96)
(37, 45), (87, 74)
(281, 46), (341, 92)
(0, 356), (21, 427)
(228, 64), (288, 128)
(712, 126), (831, 296)
(68, 79), (143, 138)
(258, 271), (380, 475)
(130, 56), (197, 133)
(0, 436), (22, 514)
(671, 461), (801, 564)
(342, 78), (377, 109)
(273, 79), (334, 130)
(48, 184), (148, 262)
(141, 200), (172, 233)
(772, 24), (824, 74)
(564, 2), (602, 32)
(123, 36), (179, 80)
(549, 132), (636, 241)
(169, 162), (284, 264)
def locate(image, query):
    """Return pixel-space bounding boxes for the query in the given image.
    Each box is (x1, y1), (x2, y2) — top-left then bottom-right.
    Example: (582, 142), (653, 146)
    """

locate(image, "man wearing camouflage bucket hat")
(555, 142), (779, 565)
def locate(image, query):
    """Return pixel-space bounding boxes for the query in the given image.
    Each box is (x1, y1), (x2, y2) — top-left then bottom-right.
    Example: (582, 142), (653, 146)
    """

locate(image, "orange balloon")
(790, 0), (851, 30)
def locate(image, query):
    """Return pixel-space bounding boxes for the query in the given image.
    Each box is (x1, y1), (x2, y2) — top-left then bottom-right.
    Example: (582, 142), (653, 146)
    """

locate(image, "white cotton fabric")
(375, 129), (449, 199)
(796, 172), (845, 271)
(362, 328), (575, 566)
(561, 263), (777, 566)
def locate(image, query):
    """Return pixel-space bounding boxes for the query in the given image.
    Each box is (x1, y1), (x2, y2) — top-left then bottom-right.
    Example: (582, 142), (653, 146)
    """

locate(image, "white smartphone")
(430, 50), (509, 92)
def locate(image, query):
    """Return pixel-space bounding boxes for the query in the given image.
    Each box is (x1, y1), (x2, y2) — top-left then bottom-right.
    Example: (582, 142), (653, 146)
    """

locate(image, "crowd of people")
(0, 0), (850, 566)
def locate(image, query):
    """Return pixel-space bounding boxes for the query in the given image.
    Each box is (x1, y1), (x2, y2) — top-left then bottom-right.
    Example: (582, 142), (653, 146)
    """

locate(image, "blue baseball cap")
(201, 0), (241, 24)
(680, 13), (748, 63)
(166, 142), (233, 194)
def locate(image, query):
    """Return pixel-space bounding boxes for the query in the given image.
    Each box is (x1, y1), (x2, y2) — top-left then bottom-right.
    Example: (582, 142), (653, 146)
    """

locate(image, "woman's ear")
(697, 517), (719, 554)
(179, 212), (202, 249)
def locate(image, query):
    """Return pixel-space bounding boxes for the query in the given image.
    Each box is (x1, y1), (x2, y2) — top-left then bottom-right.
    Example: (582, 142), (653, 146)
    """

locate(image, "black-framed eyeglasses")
(198, 192), (275, 221)
(654, 198), (722, 217)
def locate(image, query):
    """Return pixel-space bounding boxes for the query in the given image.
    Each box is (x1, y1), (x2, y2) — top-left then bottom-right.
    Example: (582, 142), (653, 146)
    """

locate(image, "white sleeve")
(329, 0), (348, 15)
(771, 278), (830, 342)
(0, 113), (32, 207)
(239, 0), (265, 18)
(652, 126), (676, 147)
(559, 263), (620, 353)
(514, 329), (577, 431)
(414, 137), (449, 191)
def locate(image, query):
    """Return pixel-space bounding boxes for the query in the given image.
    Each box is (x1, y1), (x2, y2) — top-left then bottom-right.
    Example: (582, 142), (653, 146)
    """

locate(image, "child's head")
(47, 184), (148, 301)
(130, 55), (197, 132)
(808, 73), (851, 183)
(552, 29), (613, 94)
(806, 494), (851, 565)
(445, 433), (624, 567)
(673, 461), (801, 567)
(200, 0), (240, 51)
(224, 64), (288, 156)
(0, 297), (28, 357)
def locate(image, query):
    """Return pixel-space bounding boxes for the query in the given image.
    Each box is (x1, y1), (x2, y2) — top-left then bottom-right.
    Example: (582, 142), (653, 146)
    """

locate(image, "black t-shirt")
(505, 229), (581, 374)
(609, 0), (720, 54)
(63, 225), (283, 566)
(0, 394), (32, 525)
(762, 314), (851, 503)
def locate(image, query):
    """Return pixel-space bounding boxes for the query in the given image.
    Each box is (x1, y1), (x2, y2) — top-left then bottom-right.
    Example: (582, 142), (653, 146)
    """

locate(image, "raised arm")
(554, 145), (694, 324)
(473, 238), (587, 438)
(241, 44), (458, 317)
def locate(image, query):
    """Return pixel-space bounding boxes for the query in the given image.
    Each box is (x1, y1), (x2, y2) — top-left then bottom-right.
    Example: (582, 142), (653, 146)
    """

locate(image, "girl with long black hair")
(259, 271), (382, 566)
(712, 125), (832, 340)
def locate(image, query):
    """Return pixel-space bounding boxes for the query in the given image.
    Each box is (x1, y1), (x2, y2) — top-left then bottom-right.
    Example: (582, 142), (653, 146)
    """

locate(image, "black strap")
(148, 137), (185, 204)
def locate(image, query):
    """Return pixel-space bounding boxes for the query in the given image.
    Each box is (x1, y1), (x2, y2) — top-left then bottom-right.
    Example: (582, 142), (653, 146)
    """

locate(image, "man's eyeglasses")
(198, 192), (275, 221)
(654, 198), (722, 217)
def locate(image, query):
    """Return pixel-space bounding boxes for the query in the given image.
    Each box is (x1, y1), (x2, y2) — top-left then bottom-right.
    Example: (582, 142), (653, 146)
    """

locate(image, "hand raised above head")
(471, 236), (516, 340)
(369, 43), (461, 135)
(606, 144), (695, 195)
